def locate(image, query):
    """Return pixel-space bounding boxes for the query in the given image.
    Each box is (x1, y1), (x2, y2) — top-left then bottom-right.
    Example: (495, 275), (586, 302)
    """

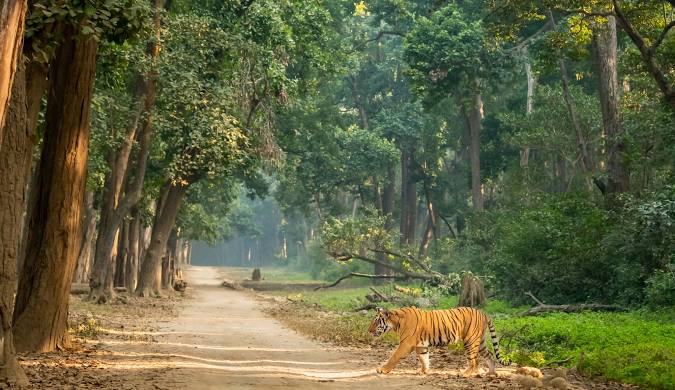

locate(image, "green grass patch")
(496, 311), (675, 389)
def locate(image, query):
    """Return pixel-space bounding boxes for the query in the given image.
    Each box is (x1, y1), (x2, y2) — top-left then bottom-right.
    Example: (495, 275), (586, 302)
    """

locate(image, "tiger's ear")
(377, 307), (390, 317)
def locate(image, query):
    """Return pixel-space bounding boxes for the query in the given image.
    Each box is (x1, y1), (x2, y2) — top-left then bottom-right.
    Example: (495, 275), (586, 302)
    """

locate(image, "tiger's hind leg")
(415, 347), (430, 375)
(480, 331), (497, 376)
(462, 340), (480, 377)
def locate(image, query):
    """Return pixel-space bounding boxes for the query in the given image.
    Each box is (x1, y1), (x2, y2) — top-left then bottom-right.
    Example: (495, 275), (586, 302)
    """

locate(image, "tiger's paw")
(416, 368), (429, 375)
(376, 366), (391, 374)
(462, 368), (477, 377)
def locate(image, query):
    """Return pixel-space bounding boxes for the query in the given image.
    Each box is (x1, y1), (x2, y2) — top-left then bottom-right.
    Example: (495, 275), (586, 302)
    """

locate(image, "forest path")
(153, 266), (437, 389)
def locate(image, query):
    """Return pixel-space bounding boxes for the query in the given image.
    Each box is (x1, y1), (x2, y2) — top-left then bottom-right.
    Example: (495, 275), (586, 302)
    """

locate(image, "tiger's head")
(368, 307), (395, 337)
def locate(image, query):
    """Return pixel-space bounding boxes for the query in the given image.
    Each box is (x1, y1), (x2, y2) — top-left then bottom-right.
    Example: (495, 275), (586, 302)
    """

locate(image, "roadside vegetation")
(257, 271), (674, 390)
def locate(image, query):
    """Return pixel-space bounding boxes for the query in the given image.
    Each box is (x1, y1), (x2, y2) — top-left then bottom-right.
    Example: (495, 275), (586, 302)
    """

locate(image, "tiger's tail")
(487, 317), (511, 366)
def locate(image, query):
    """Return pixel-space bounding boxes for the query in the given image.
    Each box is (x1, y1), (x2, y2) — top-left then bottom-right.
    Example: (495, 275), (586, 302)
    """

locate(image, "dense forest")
(0, 0), (673, 388)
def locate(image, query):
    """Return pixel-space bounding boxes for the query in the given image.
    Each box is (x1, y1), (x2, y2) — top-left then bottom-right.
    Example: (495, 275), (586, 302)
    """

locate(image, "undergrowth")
(268, 286), (675, 389)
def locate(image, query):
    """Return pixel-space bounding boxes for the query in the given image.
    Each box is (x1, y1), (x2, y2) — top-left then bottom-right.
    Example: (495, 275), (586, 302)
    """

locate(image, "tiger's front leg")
(377, 344), (413, 374)
(415, 347), (430, 374)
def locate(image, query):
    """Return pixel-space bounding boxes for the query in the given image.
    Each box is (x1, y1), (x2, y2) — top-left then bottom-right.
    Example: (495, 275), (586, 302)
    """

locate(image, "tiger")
(368, 306), (511, 376)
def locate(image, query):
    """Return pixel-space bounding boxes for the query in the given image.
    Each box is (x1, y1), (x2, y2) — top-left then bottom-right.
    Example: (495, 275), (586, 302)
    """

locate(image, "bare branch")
(313, 272), (400, 290)
(328, 251), (435, 281)
(525, 291), (546, 306)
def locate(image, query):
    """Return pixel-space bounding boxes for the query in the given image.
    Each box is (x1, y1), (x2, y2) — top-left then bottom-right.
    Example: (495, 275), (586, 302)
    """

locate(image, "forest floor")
(13, 266), (642, 389)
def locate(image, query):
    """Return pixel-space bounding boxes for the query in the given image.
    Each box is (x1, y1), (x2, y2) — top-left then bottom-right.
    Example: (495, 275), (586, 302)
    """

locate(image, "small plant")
(70, 318), (101, 338)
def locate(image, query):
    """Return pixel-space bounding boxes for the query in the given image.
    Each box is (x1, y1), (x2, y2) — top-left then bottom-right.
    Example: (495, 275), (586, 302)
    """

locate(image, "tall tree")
(0, 0), (26, 136)
(89, 0), (162, 303)
(405, 3), (498, 212)
(593, 15), (629, 194)
(12, 0), (146, 351)
(13, 26), (98, 352)
(0, 56), (29, 386)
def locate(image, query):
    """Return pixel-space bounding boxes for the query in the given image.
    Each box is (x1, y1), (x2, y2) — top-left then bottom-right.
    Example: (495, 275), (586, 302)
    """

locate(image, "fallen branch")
(354, 303), (378, 312)
(369, 287), (388, 301)
(522, 291), (627, 315)
(221, 279), (242, 290)
(525, 291), (546, 306)
(313, 272), (400, 291)
(520, 303), (629, 316)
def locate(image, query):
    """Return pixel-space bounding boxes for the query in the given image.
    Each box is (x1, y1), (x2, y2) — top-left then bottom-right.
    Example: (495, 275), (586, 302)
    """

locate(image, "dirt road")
(145, 266), (439, 389)
(16, 266), (635, 389)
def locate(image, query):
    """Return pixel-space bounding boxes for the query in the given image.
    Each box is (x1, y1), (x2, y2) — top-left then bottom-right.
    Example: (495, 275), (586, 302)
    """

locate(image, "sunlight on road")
(101, 339), (325, 352)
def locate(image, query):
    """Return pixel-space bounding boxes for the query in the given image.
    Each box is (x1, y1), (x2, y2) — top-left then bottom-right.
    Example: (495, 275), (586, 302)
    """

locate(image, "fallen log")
(221, 279), (242, 290)
(354, 303), (378, 312)
(369, 286), (388, 301)
(520, 303), (629, 316)
(520, 292), (628, 316)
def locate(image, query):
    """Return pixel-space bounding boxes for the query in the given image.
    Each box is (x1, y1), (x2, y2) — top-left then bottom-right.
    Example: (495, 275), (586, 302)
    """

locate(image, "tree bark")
(125, 207), (141, 292)
(13, 30), (98, 353)
(162, 229), (178, 289)
(114, 218), (129, 288)
(12, 59), (48, 278)
(73, 191), (97, 284)
(593, 16), (629, 194)
(375, 166), (396, 276)
(136, 180), (189, 297)
(464, 93), (484, 211)
(0, 0), (26, 137)
(521, 53), (535, 169)
(399, 148), (417, 244)
(0, 55), (28, 385)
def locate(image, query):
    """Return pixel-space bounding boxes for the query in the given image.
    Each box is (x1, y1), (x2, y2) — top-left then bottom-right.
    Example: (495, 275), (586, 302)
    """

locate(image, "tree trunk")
(88, 0), (160, 302)
(593, 16), (628, 194)
(464, 93), (484, 211)
(521, 53), (535, 169)
(375, 166), (395, 276)
(549, 10), (594, 176)
(400, 148), (417, 244)
(13, 30), (98, 352)
(136, 181), (189, 297)
(0, 55), (28, 385)
(0, 0), (26, 137)
(162, 230), (178, 289)
(73, 191), (97, 284)
(114, 218), (129, 288)
(125, 207), (141, 292)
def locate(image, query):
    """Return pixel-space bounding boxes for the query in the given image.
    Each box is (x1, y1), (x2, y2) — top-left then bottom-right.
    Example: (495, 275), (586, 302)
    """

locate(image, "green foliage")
(320, 209), (392, 256)
(26, 0), (150, 63)
(405, 3), (487, 99)
(497, 312), (675, 389)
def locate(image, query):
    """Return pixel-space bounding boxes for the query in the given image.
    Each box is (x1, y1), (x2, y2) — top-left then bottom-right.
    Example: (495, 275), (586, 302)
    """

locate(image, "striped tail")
(487, 317), (511, 366)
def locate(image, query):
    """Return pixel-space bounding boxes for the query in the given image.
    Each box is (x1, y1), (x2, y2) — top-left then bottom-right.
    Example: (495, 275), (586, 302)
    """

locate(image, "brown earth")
(11, 266), (640, 389)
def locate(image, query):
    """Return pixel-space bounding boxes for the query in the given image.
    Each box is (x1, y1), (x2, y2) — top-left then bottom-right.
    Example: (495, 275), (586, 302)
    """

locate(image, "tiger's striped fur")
(368, 306), (510, 376)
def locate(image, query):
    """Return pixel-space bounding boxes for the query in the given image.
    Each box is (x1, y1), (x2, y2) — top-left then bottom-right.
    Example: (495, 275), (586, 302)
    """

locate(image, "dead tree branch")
(521, 292), (628, 316)
(313, 272), (400, 291)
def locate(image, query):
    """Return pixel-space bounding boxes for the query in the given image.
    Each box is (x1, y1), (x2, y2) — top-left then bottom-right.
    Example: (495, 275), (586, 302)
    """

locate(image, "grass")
(496, 312), (675, 390)
(265, 280), (675, 389)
